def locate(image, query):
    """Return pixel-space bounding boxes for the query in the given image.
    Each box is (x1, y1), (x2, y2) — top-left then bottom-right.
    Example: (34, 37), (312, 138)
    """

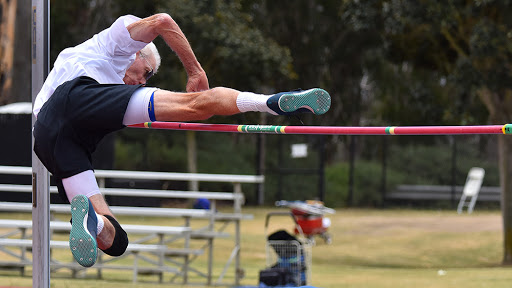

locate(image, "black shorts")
(34, 76), (142, 201)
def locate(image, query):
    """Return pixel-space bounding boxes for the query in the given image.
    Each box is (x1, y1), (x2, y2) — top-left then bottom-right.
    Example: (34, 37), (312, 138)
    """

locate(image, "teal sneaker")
(69, 195), (98, 267)
(266, 88), (331, 115)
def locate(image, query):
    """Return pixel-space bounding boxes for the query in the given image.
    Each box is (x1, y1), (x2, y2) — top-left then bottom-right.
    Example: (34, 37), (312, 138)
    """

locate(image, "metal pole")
(380, 137), (388, 205)
(255, 133), (263, 204)
(348, 136), (356, 206)
(256, 113), (267, 205)
(31, 1), (50, 287)
(451, 136), (457, 208)
(317, 135), (325, 201)
(277, 137), (283, 201)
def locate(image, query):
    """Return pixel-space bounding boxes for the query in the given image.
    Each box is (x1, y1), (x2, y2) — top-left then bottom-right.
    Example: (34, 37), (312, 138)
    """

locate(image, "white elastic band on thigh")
(62, 170), (101, 202)
(122, 87), (158, 125)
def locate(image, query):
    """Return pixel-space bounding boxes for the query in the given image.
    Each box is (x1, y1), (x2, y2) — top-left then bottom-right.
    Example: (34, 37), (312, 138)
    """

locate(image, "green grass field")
(0, 207), (511, 288)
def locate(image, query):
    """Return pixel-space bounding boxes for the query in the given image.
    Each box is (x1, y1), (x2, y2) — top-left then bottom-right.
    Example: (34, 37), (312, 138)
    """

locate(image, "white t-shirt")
(33, 15), (149, 117)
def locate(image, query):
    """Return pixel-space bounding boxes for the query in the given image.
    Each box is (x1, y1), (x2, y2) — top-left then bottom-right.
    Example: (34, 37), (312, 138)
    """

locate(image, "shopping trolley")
(259, 212), (312, 287)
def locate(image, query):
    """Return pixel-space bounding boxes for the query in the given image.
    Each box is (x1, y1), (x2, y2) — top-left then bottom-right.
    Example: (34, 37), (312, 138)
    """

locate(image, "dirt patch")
(343, 214), (502, 235)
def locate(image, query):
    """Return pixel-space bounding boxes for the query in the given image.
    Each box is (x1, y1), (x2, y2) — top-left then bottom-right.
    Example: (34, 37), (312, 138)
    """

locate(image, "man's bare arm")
(127, 14), (208, 91)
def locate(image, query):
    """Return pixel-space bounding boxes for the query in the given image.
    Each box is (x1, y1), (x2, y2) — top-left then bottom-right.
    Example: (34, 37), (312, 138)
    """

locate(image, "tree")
(50, 0), (118, 62)
(157, 0), (294, 94)
(245, 0), (383, 128)
(0, 0), (16, 104)
(344, 0), (512, 264)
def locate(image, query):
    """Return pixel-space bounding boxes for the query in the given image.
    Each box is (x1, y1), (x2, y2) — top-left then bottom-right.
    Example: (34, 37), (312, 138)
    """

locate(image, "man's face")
(123, 52), (155, 85)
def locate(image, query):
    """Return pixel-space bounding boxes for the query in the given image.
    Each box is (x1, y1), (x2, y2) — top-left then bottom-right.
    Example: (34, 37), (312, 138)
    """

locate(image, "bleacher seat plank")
(0, 165), (259, 285)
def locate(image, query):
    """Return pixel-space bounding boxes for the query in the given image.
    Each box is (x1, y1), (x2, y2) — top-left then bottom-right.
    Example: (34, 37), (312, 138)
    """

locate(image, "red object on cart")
(276, 200), (335, 244)
(292, 211), (327, 237)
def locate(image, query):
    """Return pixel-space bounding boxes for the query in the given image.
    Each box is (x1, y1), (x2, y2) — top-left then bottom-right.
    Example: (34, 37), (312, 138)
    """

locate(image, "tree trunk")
(478, 87), (512, 264)
(0, 0), (17, 104)
(500, 135), (512, 264)
(187, 130), (198, 191)
(12, 0), (31, 102)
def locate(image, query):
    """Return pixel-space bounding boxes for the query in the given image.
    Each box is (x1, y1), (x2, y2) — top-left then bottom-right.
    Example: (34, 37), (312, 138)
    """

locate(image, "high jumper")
(32, 13), (331, 267)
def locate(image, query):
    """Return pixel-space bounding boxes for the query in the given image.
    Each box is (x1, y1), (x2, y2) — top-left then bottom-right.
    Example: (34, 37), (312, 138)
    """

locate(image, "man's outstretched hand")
(186, 70), (209, 92)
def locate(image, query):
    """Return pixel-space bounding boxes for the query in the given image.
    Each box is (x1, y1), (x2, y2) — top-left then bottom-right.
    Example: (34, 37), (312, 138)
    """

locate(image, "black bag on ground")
(259, 267), (294, 286)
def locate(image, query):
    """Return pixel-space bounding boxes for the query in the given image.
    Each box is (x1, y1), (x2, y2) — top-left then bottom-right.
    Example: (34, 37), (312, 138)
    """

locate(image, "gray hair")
(140, 42), (161, 73)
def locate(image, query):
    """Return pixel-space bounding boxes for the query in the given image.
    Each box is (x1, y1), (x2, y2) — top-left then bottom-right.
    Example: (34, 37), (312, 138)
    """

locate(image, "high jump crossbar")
(129, 122), (512, 135)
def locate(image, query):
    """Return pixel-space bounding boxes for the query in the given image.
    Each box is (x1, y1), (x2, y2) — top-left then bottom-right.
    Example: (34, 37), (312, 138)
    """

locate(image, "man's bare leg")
(64, 170), (126, 268)
(89, 194), (115, 250)
(152, 86), (331, 121)
(63, 171), (117, 251)
(153, 87), (240, 121)
(69, 193), (126, 267)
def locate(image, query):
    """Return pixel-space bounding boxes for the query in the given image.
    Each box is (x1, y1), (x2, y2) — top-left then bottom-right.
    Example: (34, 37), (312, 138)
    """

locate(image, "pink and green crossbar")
(129, 122), (512, 135)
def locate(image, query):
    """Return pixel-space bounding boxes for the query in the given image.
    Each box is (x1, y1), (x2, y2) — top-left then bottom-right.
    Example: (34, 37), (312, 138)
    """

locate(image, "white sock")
(96, 213), (104, 235)
(62, 170), (101, 201)
(236, 92), (277, 115)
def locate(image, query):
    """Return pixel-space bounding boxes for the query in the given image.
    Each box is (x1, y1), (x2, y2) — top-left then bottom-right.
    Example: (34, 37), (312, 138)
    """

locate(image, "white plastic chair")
(457, 167), (485, 214)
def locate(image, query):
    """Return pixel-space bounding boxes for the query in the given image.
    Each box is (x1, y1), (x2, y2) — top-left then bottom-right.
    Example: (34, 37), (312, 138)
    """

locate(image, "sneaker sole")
(278, 88), (331, 115)
(70, 195), (97, 267)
